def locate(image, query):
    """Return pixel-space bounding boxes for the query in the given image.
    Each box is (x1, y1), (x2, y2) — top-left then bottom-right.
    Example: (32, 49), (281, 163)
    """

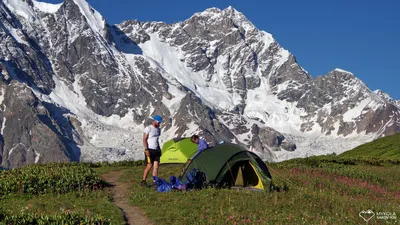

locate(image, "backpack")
(186, 168), (207, 190)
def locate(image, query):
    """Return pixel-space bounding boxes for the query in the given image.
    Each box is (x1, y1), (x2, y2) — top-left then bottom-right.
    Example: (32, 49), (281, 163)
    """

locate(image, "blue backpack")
(185, 168), (207, 190)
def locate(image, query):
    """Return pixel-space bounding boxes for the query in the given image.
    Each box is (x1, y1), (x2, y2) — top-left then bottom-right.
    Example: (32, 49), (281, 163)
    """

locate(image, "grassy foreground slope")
(128, 159), (400, 225)
(124, 135), (400, 224)
(0, 141), (399, 225)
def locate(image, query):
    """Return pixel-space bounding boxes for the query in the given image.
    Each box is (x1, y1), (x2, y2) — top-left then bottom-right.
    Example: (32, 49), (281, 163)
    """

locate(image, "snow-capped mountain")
(0, 0), (399, 168)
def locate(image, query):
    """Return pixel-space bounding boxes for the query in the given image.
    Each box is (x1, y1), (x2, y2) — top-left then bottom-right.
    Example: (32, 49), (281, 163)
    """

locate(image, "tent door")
(248, 162), (264, 190)
(234, 165), (244, 186)
(232, 161), (264, 190)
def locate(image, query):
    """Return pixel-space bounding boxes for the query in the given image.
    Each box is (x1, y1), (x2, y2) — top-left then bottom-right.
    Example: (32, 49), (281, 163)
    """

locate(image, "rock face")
(0, 0), (399, 168)
(0, 78), (79, 168)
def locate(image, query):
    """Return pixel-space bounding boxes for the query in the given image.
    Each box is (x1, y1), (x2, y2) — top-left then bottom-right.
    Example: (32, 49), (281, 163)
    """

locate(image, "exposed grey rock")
(0, 2), (55, 94)
(250, 124), (296, 152)
(117, 20), (150, 44)
(0, 1), (398, 168)
(293, 69), (400, 137)
(0, 80), (78, 169)
(281, 141), (296, 152)
(172, 92), (237, 145)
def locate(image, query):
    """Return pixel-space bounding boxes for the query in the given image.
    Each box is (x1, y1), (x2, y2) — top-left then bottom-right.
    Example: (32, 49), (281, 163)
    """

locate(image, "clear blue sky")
(45, 0), (400, 99)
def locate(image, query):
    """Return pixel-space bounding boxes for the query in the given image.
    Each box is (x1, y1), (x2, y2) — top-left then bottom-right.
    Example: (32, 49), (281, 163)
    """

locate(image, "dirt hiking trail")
(102, 170), (154, 225)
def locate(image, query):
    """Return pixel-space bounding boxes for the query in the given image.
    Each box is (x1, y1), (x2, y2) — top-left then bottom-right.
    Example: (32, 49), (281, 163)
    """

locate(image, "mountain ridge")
(0, 0), (399, 168)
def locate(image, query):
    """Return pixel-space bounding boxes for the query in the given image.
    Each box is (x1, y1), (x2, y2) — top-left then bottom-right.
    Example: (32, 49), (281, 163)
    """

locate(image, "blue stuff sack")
(170, 176), (186, 191)
(153, 176), (172, 192)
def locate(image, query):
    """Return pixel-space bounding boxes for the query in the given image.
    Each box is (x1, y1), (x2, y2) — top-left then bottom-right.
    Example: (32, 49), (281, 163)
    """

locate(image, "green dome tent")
(160, 138), (198, 164)
(179, 143), (272, 191)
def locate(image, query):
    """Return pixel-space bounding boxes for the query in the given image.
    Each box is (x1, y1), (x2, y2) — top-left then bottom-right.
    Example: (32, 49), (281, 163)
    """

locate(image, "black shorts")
(144, 148), (161, 164)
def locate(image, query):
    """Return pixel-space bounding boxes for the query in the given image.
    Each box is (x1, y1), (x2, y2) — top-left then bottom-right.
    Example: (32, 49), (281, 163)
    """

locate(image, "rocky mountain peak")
(198, 7), (222, 15)
(0, 1), (399, 168)
(63, 0), (107, 36)
(329, 68), (356, 80)
(222, 6), (256, 33)
(224, 6), (238, 13)
(187, 6), (257, 37)
(322, 68), (370, 96)
(374, 89), (392, 101)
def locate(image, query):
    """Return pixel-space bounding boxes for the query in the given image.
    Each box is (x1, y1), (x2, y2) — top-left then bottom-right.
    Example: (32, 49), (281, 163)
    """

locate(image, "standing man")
(141, 115), (163, 187)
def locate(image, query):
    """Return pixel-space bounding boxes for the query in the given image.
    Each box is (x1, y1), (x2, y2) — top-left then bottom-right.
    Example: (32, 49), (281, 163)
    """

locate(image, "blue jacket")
(191, 139), (209, 159)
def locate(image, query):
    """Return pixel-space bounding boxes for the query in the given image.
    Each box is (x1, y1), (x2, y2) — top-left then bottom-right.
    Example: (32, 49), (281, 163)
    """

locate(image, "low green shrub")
(84, 160), (145, 168)
(0, 163), (103, 197)
(0, 210), (110, 225)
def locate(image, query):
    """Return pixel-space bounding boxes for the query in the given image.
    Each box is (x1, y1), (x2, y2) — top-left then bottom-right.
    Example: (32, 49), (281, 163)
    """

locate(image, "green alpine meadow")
(1, 134), (399, 224)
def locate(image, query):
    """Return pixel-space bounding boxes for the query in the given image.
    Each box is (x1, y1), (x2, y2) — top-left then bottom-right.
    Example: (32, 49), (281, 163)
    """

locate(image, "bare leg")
(142, 163), (153, 181)
(152, 161), (159, 182)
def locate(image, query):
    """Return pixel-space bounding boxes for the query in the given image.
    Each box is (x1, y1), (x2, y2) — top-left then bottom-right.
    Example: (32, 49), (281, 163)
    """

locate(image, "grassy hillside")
(341, 133), (400, 158)
(127, 159), (400, 224)
(1, 158), (399, 224)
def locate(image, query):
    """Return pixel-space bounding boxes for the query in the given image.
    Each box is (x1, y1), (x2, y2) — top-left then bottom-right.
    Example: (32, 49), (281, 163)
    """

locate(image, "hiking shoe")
(152, 183), (158, 190)
(140, 180), (147, 187)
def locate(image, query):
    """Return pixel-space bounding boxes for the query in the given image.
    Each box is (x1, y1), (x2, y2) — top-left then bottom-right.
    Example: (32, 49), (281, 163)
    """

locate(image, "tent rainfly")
(160, 138), (198, 164)
(179, 143), (272, 191)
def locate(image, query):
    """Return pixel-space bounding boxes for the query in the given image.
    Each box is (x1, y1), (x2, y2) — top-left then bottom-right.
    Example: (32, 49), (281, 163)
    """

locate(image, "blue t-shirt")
(191, 139), (209, 159)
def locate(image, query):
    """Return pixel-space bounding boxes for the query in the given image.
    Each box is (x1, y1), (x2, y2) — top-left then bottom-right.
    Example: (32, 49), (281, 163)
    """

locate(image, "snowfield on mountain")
(0, 0), (399, 168)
